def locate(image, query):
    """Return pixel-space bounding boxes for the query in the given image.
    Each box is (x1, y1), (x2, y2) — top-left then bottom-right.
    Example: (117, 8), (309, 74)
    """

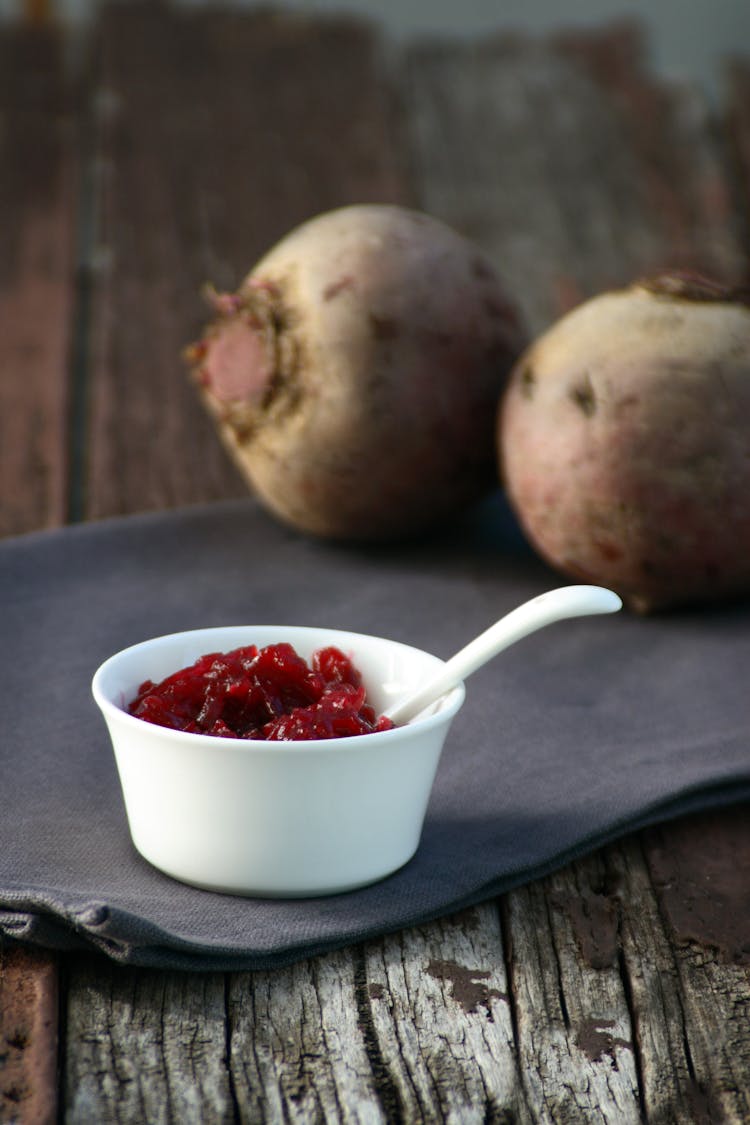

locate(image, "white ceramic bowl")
(92, 625), (465, 897)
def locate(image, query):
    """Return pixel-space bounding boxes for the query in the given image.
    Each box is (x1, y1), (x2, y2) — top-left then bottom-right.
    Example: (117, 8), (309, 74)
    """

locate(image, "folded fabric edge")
(2, 780), (749, 973)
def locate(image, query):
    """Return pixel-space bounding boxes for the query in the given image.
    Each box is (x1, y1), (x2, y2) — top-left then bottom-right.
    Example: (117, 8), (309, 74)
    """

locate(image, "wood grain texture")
(0, 946), (58, 1125)
(504, 834), (750, 1123)
(67, 906), (525, 1123)
(504, 855), (641, 1122)
(85, 1), (410, 520)
(229, 905), (524, 1122)
(227, 948), (385, 1122)
(402, 22), (746, 337)
(641, 808), (750, 1121)
(605, 839), (698, 1122)
(557, 24), (745, 282)
(0, 26), (76, 536)
(0, 24), (69, 1125)
(64, 961), (233, 1123)
(727, 56), (750, 262)
(359, 905), (526, 1121)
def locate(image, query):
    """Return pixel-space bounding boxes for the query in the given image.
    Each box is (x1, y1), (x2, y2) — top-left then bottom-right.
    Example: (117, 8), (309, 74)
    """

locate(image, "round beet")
(188, 204), (526, 539)
(499, 273), (750, 611)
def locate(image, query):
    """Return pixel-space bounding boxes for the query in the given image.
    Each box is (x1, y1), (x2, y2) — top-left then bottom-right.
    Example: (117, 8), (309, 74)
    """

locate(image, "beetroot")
(498, 273), (750, 612)
(188, 204), (526, 539)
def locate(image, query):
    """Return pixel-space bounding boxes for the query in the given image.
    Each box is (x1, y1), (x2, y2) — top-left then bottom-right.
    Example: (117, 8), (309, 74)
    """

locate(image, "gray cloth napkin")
(1, 497), (749, 970)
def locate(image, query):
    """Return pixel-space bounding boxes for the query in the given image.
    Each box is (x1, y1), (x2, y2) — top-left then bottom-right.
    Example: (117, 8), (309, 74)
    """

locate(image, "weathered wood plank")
(68, 904), (528, 1124)
(604, 839), (695, 1121)
(361, 904), (528, 1122)
(85, 1), (410, 520)
(557, 24), (745, 281)
(727, 57), (750, 254)
(502, 832), (750, 1123)
(0, 23), (72, 1125)
(0, 946), (58, 1125)
(64, 960), (233, 1124)
(63, 906), (529, 1125)
(227, 948), (384, 1122)
(402, 23), (746, 337)
(640, 808), (750, 1121)
(504, 854), (641, 1122)
(0, 25), (76, 536)
(230, 904), (527, 1123)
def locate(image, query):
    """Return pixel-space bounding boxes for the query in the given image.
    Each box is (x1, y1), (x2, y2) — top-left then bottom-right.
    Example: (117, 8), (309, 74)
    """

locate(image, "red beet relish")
(127, 642), (395, 741)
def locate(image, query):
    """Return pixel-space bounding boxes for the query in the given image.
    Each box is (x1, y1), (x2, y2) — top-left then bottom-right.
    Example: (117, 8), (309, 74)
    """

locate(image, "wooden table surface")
(2, 4), (750, 1121)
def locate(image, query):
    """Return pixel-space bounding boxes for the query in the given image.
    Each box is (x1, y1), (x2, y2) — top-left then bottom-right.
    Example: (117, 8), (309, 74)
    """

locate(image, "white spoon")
(385, 584), (622, 725)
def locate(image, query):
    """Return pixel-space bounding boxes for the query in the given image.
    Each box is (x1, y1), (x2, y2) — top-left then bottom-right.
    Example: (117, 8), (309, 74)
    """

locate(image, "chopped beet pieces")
(127, 643), (395, 741)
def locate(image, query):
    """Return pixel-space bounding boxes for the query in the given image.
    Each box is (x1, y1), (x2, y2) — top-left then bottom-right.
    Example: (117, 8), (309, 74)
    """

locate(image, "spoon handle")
(386, 584), (622, 725)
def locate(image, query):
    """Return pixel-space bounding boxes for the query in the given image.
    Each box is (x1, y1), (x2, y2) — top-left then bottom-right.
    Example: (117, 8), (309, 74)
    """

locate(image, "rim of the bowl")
(91, 625), (466, 754)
